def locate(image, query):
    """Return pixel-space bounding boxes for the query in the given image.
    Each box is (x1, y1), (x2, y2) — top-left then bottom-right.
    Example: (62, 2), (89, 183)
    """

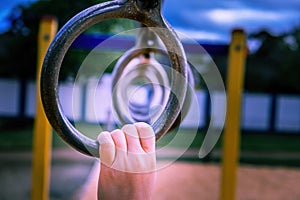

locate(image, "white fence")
(0, 77), (299, 133)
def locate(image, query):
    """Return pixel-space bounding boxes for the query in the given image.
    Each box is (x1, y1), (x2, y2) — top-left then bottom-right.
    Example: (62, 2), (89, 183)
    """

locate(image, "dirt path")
(1, 149), (299, 200)
(80, 161), (300, 200)
(153, 162), (300, 200)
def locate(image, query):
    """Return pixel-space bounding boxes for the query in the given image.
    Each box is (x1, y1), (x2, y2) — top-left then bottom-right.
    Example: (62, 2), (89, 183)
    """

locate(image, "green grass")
(0, 123), (67, 150)
(0, 122), (299, 166)
(1, 123), (300, 152)
(1, 123), (299, 152)
(157, 128), (300, 152)
(0, 126), (34, 150)
(239, 133), (300, 152)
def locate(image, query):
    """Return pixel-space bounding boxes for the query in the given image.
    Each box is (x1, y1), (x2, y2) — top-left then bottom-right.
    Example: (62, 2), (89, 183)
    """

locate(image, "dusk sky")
(0, 0), (300, 43)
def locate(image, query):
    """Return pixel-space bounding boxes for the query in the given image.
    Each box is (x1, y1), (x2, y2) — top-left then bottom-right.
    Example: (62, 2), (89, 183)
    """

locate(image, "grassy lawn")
(0, 127), (68, 150)
(1, 122), (299, 166)
(156, 128), (300, 152)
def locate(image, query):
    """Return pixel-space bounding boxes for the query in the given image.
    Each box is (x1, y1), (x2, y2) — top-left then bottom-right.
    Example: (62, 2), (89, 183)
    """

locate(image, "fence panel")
(0, 79), (20, 116)
(276, 95), (300, 132)
(0, 78), (299, 134)
(242, 93), (271, 131)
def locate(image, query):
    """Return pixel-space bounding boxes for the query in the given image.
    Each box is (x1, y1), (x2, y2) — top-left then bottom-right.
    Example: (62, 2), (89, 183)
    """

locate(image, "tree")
(245, 27), (300, 94)
(0, 0), (135, 80)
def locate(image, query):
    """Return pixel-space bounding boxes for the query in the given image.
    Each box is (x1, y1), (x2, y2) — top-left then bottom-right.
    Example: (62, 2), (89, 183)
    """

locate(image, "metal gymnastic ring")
(111, 48), (195, 132)
(112, 49), (170, 126)
(41, 0), (188, 157)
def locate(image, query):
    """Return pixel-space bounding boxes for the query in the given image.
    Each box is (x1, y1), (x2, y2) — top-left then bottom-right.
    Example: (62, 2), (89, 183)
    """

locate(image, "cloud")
(203, 8), (299, 33)
(205, 9), (279, 24)
(1, 0), (299, 40)
(175, 28), (226, 42)
(163, 0), (300, 42)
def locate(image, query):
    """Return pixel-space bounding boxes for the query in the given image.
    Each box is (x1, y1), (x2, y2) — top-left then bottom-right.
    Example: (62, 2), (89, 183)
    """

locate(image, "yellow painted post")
(220, 29), (247, 200)
(31, 16), (57, 200)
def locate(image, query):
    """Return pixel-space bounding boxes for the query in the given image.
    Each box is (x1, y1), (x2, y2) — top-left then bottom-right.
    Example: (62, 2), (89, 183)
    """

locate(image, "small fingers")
(111, 129), (127, 152)
(98, 123), (155, 163)
(134, 122), (155, 153)
(98, 131), (115, 166)
(122, 124), (143, 153)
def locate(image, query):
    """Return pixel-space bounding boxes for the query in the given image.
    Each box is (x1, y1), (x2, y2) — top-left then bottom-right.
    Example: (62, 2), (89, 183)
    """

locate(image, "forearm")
(98, 165), (156, 200)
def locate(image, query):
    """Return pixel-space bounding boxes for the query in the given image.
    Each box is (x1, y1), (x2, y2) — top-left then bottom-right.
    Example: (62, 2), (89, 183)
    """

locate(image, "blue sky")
(0, 0), (36, 32)
(163, 0), (300, 42)
(1, 0), (300, 43)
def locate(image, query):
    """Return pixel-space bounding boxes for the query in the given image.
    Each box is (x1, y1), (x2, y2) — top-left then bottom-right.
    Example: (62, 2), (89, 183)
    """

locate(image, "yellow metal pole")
(220, 29), (247, 200)
(31, 16), (57, 200)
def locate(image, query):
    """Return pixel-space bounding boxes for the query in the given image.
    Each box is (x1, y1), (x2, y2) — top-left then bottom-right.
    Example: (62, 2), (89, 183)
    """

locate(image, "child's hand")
(97, 122), (156, 200)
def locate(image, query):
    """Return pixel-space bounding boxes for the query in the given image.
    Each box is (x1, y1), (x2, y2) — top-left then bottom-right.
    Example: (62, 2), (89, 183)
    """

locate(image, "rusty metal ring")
(41, 0), (188, 157)
(111, 48), (170, 126)
(111, 48), (194, 132)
